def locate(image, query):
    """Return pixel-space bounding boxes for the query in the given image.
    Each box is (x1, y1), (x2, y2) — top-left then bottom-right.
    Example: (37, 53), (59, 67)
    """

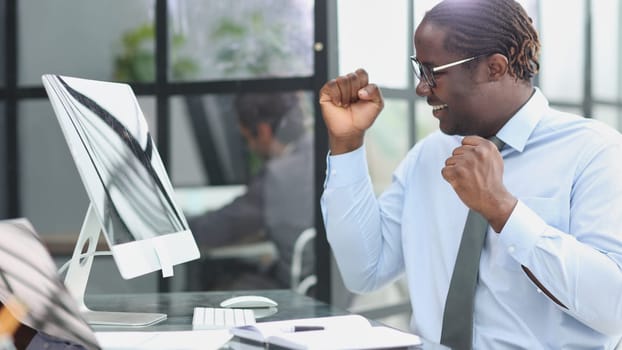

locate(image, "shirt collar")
(496, 87), (548, 152)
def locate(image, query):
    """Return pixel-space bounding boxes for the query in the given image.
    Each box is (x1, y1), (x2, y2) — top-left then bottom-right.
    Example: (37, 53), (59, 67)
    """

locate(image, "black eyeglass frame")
(410, 55), (485, 88)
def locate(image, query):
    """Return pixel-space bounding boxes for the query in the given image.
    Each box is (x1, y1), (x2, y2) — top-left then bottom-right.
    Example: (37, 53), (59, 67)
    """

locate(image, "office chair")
(290, 228), (317, 295)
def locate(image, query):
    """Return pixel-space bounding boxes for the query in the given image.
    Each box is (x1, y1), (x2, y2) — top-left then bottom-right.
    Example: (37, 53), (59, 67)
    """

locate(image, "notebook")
(229, 314), (421, 350)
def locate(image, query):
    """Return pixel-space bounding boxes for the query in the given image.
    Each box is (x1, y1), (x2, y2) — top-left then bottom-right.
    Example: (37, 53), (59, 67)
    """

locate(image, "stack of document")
(229, 314), (421, 350)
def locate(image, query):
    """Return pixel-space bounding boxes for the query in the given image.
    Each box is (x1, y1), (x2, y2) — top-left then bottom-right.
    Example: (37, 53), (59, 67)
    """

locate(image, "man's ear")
(487, 53), (509, 81)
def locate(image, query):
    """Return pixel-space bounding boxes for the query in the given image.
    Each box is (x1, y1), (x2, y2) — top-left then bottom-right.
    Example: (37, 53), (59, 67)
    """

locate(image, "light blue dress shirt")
(321, 88), (622, 349)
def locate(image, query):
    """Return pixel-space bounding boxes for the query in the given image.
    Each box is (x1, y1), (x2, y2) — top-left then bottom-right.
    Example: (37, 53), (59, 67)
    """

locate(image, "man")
(319, 0), (622, 349)
(189, 92), (314, 291)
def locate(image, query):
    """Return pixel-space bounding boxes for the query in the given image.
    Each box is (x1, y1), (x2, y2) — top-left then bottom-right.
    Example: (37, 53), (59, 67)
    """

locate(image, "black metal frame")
(3, 0), (18, 219)
(0, 0), (331, 302)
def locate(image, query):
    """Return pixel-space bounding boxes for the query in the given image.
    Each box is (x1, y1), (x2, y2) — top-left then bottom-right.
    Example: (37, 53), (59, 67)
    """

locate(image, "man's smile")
(432, 104), (448, 112)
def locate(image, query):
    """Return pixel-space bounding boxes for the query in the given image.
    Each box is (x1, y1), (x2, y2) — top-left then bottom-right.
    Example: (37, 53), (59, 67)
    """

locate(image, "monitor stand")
(64, 204), (167, 327)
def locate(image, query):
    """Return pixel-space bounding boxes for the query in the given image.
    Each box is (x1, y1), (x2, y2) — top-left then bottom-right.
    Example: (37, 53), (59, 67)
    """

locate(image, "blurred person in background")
(189, 92), (314, 291)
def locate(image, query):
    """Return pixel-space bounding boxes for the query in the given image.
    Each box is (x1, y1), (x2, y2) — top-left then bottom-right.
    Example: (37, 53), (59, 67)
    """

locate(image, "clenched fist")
(442, 136), (517, 232)
(319, 68), (384, 154)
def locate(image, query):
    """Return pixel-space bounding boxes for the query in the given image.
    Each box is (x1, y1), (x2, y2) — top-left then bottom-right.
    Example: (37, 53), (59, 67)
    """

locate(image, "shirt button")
(507, 245), (516, 253)
(537, 288), (542, 293)
(331, 170), (337, 176)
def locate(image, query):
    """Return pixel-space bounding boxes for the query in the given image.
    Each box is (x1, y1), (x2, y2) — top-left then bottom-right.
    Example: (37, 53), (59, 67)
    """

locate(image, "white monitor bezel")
(42, 74), (200, 280)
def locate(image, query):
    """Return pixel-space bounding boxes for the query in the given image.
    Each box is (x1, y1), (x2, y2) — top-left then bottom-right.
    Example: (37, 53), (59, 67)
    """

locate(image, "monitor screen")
(42, 74), (200, 280)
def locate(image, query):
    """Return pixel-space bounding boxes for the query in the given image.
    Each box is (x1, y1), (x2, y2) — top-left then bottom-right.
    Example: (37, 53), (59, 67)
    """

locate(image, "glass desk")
(86, 290), (446, 349)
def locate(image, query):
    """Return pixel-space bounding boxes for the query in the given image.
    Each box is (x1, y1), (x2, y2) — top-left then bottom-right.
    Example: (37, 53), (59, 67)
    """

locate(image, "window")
(18, 0), (155, 85)
(3, 0), (328, 298)
(168, 0), (314, 81)
(539, 0), (585, 103)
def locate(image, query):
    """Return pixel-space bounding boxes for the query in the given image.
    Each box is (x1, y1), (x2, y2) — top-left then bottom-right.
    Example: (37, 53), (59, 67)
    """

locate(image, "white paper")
(95, 329), (233, 350)
(230, 314), (421, 350)
(269, 326), (422, 350)
(229, 314), (371, 343)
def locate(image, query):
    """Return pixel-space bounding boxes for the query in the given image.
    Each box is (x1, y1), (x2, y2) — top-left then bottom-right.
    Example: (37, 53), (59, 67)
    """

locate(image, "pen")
(282, 326), (325, 332)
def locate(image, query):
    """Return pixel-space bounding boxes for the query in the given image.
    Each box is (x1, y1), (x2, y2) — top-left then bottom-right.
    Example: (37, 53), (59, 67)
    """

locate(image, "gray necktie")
(0, 219), (99, 349)
(440, 136), (505, 350)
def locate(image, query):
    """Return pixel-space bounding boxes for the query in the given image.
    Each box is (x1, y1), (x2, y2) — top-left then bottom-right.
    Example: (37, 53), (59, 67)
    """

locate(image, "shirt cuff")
(324, 145), (369, 188)
(498, 200), (548, 264)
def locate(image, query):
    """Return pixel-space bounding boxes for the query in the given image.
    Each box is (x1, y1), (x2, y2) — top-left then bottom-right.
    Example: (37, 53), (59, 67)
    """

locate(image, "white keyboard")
(192, 307), (256, 330)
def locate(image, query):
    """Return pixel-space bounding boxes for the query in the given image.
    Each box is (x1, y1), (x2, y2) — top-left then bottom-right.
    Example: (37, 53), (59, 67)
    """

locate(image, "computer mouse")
(220, 295), (278, 309)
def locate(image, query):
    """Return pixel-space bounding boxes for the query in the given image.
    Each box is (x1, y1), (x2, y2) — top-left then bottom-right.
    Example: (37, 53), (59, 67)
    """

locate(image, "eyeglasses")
(410, 55), (480, 88)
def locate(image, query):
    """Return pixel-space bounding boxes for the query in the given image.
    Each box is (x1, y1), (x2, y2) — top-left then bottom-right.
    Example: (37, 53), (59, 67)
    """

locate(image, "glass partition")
(169, 94), (247, 187)
(19, 99), (89, 235)
(18, 0), (155, 86)
(592, 0), (620, 102)
(366, 98), (410, 194)
(168, 0), (314, 81)
(338, 0), (409, 89)
(539, 0), (585, 102)
(415, 100), (440, 141)
(593, 105), (620, 131)
(170, 90), (316, 292)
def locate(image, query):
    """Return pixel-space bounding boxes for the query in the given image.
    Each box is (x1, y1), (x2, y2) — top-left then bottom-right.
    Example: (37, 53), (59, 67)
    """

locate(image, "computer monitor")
(41, 74), (200, 327)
